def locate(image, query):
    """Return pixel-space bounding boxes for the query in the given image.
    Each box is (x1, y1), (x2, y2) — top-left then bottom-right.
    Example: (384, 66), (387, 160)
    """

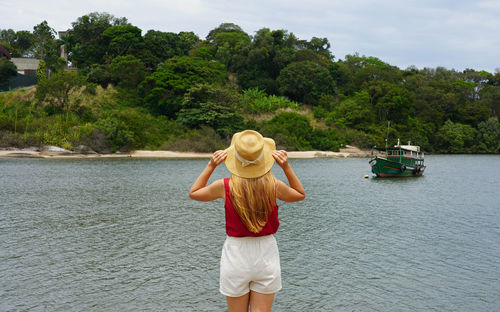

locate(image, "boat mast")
(385, 121), (390, 155)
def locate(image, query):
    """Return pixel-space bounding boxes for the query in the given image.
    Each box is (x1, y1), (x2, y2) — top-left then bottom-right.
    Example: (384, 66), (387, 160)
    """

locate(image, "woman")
(189, 130), (305, 312)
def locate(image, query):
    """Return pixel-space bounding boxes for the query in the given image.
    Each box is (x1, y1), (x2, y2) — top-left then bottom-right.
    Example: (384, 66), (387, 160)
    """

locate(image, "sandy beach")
(0, 146), (371, 159)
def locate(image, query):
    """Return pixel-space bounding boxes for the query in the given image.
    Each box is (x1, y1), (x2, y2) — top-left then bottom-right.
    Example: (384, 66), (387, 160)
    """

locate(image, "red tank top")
(224, 178), (279, 237)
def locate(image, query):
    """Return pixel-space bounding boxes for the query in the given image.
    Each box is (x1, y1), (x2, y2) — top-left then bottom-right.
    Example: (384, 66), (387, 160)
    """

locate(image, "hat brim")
(225, 137), (276, 178)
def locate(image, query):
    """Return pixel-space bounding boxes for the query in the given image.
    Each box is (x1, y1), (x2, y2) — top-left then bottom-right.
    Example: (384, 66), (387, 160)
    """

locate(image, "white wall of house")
(11, 58), (40, 75)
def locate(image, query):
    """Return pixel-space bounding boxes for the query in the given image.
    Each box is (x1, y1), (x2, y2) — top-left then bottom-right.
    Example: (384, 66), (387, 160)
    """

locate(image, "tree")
(278, 61), (334, 104)
(0, 29), (34, 57)
(213, 31), (251, 71)
(206, 23), (246, 43)
(329, 91), (375, 129)
(339, 53), (402, 92)
(142, 30), (200, 70)
(477, 118), (500, 152)
(32, 21), (59, 70)
(304, 37), (333, 60)
(13, 31), (35, 57)
(436, 120), (479, 153)
(139, 56), (227, 117)
(36, 60), (47, 83)
(0, 57), (17, 86)
(35, 71), (88, 114)
(231, 28), (299, 94)
(66, 12), (129, 69)
(177, 84), (244, 137)
(364, 81), (415, 123)
(109, 55), (146, 89)
(102, 25), (143, 60)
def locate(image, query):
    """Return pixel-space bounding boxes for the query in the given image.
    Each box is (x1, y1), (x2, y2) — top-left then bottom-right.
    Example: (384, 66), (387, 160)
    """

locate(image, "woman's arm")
(272, 150), (306, 202)
(189, 150), (227, 202)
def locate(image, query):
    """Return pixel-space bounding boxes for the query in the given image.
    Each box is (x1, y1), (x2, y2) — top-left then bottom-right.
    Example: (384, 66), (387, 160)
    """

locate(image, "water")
(1, 155), (499, 311)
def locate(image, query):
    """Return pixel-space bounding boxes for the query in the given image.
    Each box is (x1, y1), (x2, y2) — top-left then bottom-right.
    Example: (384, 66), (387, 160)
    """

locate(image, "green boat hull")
(369, 157), (425, 177)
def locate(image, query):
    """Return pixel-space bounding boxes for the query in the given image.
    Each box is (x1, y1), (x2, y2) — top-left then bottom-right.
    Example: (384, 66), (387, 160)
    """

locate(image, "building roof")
(11, 58), (40, 71)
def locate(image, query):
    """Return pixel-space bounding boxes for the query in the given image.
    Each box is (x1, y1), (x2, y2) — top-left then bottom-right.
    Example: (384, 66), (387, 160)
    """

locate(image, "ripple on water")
(1, 156), (499, 311)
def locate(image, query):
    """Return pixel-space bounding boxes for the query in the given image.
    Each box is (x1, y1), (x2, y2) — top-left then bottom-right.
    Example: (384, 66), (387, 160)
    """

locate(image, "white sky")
(1, 0), (499, 72)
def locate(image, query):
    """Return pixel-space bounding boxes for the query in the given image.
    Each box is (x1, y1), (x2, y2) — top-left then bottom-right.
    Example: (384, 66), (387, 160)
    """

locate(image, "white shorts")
(220, 235), (282, 297)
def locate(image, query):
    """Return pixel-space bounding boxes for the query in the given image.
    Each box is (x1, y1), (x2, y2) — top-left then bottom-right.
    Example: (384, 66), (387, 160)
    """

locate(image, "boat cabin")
(371, 142), (425, 167)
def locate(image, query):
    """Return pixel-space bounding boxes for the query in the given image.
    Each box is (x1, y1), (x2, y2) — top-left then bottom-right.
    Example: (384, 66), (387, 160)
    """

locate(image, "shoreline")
(0, 146), (372, 159)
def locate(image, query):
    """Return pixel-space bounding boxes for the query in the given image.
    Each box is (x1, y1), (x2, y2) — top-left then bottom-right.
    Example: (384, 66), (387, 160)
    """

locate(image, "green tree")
(206, 23), (246, 43)
(13, 30), (35, 57)
(436, 120), (479, 153)
(141, 30), (200, 70)
(32, 21), (59, 70)
(177, 84), (245, 137)
(102, 25), (143, 60)
(337, 53), (402, 94)
(328, 91), (375, 129)
(232, 28), (299, 94)
(305, 37), (333, 59)
(277, 61), (334, 104)
(0, 29), (34, 57)
(331, 61), (356, 95)
(205, 23), (251, 71)
(260, 112), (313, 150)
(36, 60), (47, 83)
(109, 55), (146, 89)
(477, 117), (500, 152)
(139, 56), (227, 117)
(0, 57), (17, 86)
(66, 12), (129, 69)
(36, 71), (88, 114)
(478, 74), (500, 117)
(364, 81), (415, 123)
(0, 29), (17, 57)
(213, 31), (251, 71)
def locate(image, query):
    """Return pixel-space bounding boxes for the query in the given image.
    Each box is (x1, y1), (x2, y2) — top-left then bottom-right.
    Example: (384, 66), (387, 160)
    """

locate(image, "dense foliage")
(1, 13), (499, 153)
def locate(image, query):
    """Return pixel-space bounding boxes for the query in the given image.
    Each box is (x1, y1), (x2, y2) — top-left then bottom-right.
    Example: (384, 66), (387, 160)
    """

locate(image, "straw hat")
(225, 130), (276, 178)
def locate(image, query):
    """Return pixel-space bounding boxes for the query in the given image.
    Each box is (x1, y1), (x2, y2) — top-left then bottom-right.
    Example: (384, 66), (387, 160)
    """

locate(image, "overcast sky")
(1, 0), (499, 72)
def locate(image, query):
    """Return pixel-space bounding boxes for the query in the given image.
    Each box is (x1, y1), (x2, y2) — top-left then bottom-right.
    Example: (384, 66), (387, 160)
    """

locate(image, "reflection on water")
(1, 156), (499, 311)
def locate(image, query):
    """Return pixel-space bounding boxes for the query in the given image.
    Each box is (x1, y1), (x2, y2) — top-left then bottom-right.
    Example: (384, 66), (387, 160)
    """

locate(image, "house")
(0, 47), (39, 91)
(10, 58), (40, 75)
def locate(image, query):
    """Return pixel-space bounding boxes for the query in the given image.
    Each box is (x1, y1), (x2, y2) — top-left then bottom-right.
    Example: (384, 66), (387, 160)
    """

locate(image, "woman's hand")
(272, 150), (305, 202)
(209, 150), (227, 169)
(272, 150), (289, 169)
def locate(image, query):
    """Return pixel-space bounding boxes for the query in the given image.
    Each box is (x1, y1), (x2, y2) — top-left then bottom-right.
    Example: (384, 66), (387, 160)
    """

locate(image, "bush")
(309, 128), (341, 151)
(0, 57), (18, 86)
(260, 112), (312, 150)
(35, 71), (89, 114)
(93, 115), (134, 152)
(161, 126), (226, 152)
(0, 130), (42, 148)
(242, 88), (299, 113)
(344, 128), (377, 149)
(436, 120), (479, 153)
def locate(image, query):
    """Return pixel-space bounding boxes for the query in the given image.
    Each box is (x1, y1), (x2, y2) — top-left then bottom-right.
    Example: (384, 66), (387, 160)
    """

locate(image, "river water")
(1, 155), (499, 311)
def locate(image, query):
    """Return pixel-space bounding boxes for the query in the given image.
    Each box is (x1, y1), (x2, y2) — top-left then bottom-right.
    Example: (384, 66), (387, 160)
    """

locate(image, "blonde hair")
(229, 170), (276, 233)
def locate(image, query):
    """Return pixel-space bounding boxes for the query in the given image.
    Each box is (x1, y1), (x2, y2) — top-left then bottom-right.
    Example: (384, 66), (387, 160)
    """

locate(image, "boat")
(369, 139), (426, 177)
